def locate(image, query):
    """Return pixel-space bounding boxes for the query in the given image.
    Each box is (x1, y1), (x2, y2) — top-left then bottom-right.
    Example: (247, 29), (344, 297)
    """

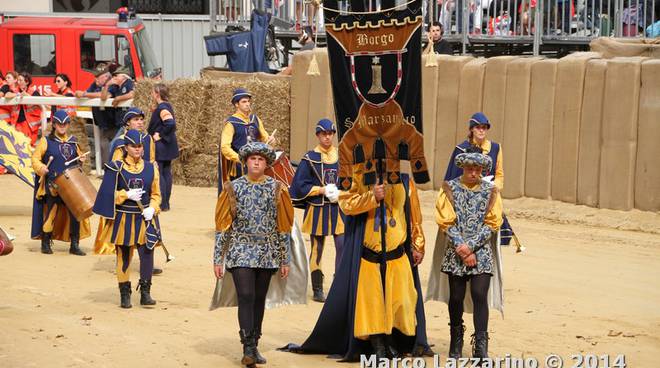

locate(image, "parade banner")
(0, 120), (34, 187)
(323, 0), (429, 190)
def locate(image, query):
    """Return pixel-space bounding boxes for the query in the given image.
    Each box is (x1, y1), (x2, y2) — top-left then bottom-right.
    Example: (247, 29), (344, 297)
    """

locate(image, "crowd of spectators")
(433, 0), (659, 37)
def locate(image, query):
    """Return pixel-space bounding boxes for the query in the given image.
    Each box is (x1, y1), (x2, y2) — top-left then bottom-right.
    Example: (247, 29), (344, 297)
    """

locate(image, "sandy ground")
(1, 175), (659, 368)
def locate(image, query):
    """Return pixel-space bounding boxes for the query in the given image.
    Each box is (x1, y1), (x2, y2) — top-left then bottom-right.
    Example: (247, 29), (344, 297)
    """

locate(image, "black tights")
(448, 274), (491, 332)
(230, 267), (274, 332)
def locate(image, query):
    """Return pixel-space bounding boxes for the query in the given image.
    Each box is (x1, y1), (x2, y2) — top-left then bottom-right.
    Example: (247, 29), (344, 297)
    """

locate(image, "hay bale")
(172, 159), (186, 186)
(134, 74), (290, 188)
(182, 153), (218, 187)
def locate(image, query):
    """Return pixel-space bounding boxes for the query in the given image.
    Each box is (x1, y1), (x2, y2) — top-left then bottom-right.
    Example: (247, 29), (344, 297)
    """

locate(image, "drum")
(0, 227), (13, 256)
(52, 166), (97, 221)
(265, 151), (295, 187)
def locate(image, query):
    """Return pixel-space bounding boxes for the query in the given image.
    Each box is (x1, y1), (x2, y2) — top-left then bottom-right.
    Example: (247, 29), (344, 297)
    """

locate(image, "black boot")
(41, 232), (53, 254)
(119, 282), (132, 309)
(69, 234), (86, 256)
(384, 334), (399, 359)
(311, 270), (325, 302)
(369, 334), (388, 361)
(138, 279), (156, 306)
(471, 331), (489, 365)
(239, 329), (257, 366)
(254, 328), (267, 364)
(449, 323), (465, 359)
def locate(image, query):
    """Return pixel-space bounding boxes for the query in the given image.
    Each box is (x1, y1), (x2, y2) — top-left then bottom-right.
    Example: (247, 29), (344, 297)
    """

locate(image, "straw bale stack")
(134, 74), (290, 187)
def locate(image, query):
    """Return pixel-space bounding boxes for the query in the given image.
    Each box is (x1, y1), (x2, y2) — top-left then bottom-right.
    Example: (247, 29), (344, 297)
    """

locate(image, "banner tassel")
(307, 7), (321, 77)
(307, 51), (321, 76)
(425, 52), (438, 67)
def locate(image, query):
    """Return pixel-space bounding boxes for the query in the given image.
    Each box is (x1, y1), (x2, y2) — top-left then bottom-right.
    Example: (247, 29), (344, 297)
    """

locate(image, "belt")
(361, 245), (405, 263)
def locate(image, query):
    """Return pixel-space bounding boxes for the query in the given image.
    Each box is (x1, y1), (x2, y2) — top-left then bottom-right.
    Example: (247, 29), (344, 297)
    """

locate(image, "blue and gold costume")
(433, 151), (503, 360)
(436, 156), (503, 276)
(218, 88), (270, 194)
(214, 175), (293, 269)
(30, 110), (91, 255)
(109, 107), (156, 163)
(285, 167), (432, 360)
(110, 135), (155, 162)
(93, 129), (162, 308)
(213, 142), (293, 366)
(444, 112), (520, 249)
(290, 119), (345, 302)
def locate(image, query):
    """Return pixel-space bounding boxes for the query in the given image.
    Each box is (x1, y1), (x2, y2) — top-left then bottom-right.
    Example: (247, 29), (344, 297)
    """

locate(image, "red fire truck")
(0, 10), (161, 95)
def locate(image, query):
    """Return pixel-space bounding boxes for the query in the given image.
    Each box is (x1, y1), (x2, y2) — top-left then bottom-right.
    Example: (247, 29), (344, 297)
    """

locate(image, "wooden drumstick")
(39, 156), (54, 176)
(65, 151), (90, 166)
(267, 129), (277, 145)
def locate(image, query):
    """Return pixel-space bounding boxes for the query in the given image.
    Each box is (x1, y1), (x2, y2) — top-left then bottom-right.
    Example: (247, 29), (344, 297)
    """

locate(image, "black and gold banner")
(324, 0), (429, 189)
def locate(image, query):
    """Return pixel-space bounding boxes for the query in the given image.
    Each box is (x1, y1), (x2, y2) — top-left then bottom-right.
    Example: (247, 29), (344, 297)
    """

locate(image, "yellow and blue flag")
(0, 120), (35, 187)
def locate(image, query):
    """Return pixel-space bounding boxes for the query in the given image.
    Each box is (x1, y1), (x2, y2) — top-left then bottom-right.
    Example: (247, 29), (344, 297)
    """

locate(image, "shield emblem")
(59, 143), (75, 161)
(323, 168), (338, 185)
(127, 177), (144, 190)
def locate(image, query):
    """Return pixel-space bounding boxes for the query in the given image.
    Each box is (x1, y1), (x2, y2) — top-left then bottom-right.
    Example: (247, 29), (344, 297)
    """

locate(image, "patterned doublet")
(221, 176), (290, 269)
(441, 178), (496, 276)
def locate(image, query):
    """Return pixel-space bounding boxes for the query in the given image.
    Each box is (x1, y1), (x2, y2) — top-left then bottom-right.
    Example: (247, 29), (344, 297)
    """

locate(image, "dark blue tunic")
(147, 102), (179, 162)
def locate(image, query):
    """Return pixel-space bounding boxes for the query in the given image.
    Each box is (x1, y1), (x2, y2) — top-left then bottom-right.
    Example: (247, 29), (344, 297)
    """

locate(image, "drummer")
(110, 107), (156, 162)
(93, 129), (162, 309)
(289, 118), (345, 302)
(31, 109), (91, 256)
(218, 88), (275, 194)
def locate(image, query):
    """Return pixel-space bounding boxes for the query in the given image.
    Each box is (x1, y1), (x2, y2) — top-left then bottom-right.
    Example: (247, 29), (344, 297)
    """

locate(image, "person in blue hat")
(284, 145), (433, 361)
(218, 88), (275, 194)
(442, 112), (522, 249)
(30, 109), (91, 256)
(289, 118), (345, 302)
(110, 107), (156, 163)
(444, 112), (503, 189)
(103, 107), (166, 275)
(433, 150), (503, 362)
(213, 141), (293, 367)
(93, 129), (163, 309)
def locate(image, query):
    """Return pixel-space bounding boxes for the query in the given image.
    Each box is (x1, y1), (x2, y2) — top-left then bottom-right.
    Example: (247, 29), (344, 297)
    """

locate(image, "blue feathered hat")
(315, 118), (336, 134)
(122, 107), (145, 125)
(52, 110), (71, 125)
(231, 88), (252, 104)
(455, 152), (492, 173)
(123, 129), (145, 146)
(238, 141), (275, 166)
(468, 112), (490, 129)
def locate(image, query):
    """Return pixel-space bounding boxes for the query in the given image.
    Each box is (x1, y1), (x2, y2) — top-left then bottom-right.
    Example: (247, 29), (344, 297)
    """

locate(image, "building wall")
(140, 14), (215, 80)
(0, 0), (50, 12)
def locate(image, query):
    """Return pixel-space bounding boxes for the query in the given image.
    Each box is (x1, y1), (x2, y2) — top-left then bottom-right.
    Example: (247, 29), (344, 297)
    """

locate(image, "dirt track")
(1, 175), (659, 367)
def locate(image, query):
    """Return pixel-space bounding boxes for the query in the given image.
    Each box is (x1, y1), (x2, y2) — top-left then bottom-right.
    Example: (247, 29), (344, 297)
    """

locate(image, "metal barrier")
(207, 0), (657, 55)
(0, 96), (132, 175)
(430, 0), (658, 53)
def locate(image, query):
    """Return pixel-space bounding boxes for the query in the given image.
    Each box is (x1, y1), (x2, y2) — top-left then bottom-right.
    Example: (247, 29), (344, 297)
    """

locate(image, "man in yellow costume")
(218, 88), (274, 194)
(285, 164), (433, 361)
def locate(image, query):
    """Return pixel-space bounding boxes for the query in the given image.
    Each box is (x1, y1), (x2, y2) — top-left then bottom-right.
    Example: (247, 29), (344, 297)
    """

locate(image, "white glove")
(325, 184), (339, 203)
(126, 188), (144, 201)
(142, 206), (156, 221)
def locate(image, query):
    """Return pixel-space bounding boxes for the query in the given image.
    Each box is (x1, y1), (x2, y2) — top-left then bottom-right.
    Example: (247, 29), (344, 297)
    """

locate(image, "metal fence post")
(614, 0), (622, 37)
(534, 0), (544, 55)
(462, 0), (469, 54)
(92, 122), (103, 175)
(209, 0), (217, 67)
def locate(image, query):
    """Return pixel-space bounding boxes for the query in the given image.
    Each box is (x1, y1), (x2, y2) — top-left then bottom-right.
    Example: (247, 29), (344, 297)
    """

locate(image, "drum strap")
(304, 156), (325, 185)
